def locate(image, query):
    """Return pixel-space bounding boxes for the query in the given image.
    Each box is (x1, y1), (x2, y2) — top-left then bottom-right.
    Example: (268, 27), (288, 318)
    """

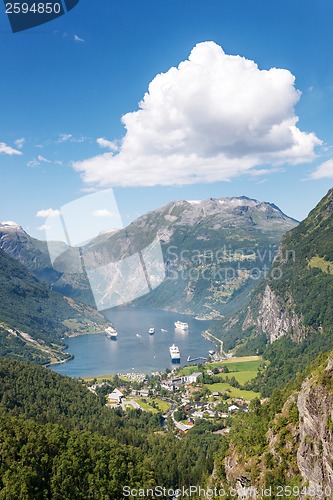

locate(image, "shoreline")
(48, 312), (217, 376)
(45, 353), (74, 368)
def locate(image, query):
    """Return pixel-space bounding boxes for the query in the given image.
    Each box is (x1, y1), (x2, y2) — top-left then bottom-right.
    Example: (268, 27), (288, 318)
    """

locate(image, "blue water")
(50, 308), (216, 377)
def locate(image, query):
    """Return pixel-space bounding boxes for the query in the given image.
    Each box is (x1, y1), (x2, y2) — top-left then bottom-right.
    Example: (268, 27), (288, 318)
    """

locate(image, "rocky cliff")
(215, 188), (333, 353)
(297, 358), (333, 493)
(218, 356), (333, 498)
(242, 284), (307, 343)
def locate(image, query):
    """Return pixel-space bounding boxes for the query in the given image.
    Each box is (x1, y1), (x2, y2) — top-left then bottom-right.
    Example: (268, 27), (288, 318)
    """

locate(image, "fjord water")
(50, 308), (215, 377)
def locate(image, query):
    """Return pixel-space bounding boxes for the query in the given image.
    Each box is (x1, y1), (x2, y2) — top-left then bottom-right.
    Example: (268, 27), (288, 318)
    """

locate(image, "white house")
(183, 372), (203, 384)
(107, 388), (123, 404)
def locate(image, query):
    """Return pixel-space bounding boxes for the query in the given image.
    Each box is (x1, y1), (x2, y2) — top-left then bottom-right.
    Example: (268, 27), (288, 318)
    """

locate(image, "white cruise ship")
(169, 344), (180, 362)
(105, 326), (118, 340)
(174, 320), (189, 330)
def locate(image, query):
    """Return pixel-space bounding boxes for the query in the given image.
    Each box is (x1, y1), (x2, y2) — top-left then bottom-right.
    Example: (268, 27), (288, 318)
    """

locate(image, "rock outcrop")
(297, 358), (333, 494)
(243, 284), (307, 343)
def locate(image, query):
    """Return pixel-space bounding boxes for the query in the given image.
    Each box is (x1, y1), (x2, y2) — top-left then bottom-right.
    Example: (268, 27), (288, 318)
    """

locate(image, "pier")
(187, 355), (207, 362)
(201, 330), (229, 359)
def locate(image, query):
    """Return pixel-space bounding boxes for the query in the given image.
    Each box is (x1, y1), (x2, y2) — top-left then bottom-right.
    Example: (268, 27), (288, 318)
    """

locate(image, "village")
(85, 355), (264, 435)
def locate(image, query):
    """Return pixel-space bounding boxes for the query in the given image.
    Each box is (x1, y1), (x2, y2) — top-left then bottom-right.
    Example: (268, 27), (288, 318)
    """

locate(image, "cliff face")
(219, 188), (333, 351)
(242, 284), (307, 343)
(297, 358), (333, 492)
(219, 357), (333, 498)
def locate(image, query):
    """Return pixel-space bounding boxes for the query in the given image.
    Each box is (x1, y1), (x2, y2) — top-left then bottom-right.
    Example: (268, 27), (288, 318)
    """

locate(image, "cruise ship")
(148, 327), (155, 335)
(174, 320), (189, 330)
(105, 326), (118, 340)
(169, 344), (180, 362)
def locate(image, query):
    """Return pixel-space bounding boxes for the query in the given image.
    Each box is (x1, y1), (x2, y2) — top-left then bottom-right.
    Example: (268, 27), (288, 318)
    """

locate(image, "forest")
(0, 358), (223, 499)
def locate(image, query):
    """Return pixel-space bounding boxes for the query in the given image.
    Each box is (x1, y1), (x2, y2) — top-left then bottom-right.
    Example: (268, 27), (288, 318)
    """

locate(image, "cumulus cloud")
(96, 138), (119, 152)
(73, 41), (322, 187)
(0, 142), (22, 156)
(92, 209), (113, 217)
(36, 208), (61, 218)
(310, 159), (333, 179)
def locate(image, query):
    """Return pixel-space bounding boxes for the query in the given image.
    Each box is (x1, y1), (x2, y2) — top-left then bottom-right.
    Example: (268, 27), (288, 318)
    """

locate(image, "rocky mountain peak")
(0, 220), (24, 232)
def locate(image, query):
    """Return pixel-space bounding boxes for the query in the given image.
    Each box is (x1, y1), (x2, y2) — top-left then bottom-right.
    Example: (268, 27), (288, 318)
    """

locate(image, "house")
(107, 388), (123, 404)
(192, 411), (204, 418)
(160, 380), (174, 391)
(228, 404), (239, 413)
(171, 376), (183, 387)
(212, 391), (220, 397)
(139, 389), (149, 398)
(183, 372), (203, 384)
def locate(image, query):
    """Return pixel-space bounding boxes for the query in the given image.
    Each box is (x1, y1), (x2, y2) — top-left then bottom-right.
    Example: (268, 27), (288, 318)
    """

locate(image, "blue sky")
(0, 0), (333, 239)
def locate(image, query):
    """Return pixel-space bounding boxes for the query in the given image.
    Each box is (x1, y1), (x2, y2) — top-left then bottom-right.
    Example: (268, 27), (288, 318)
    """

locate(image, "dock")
(201, 330), (229, 359)
(186, 356), (207, 362)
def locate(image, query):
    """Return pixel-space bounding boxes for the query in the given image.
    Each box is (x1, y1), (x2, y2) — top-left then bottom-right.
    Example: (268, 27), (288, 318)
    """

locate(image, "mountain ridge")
(0, 247), (108, 364)
(1, 197), (298, 317)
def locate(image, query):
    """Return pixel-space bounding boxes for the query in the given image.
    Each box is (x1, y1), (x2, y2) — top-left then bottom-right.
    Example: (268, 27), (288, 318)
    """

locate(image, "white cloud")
(27, 159), (40, 168)
(310, 159), (333, 179)
(37, 155), (51, 163)
(14, 138), (25, 149)
(36, 208), (61, 218)
(74, 41), (322, 188)
(92, 209), (113, 217)
(96, 138), (119, 152)
(0, 142), (22, 156)
(58, 133), (73, 143)
(27, 155), (51, 167)
(74, 34), (85, 43)
(36, 224), (51, 231)
(57, 133), (86, 143)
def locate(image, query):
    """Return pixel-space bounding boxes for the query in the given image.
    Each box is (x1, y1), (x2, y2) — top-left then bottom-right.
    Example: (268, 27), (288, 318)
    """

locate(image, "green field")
(205, 383), (259, 400)
(135, 398), (171, 414)
(217, 370), (259, 385)
(309, 255), (333, 275)
(179, 356), (263, 377)
(205, 356), (263, 372)
(205, 356), (262, 400)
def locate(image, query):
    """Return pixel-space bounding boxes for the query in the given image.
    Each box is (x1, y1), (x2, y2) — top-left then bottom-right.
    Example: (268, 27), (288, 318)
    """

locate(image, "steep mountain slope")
(83, 197), (297, 316)
(0, 248), (108, 364)
(0, 221), (61, 282)
(1, 198), (297, 317)
(213, 353), (333, 498)
(0, 221), (95, 304)
(215, 188), (333, 350)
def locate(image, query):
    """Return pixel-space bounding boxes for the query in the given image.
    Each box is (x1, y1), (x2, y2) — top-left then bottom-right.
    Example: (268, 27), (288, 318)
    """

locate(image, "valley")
(1, 190), (333, 498)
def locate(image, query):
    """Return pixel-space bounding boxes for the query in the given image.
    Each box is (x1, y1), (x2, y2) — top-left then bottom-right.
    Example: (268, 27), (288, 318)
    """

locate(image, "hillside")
(0, 358), (221, 499)
(82, 197), (297, 316)
(0, 221), (95, 304)
(0, 248), (108, 364)
(1, 198), (297, 317)
(213, 352), (333, 498)
(211, 188), (333, 394)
